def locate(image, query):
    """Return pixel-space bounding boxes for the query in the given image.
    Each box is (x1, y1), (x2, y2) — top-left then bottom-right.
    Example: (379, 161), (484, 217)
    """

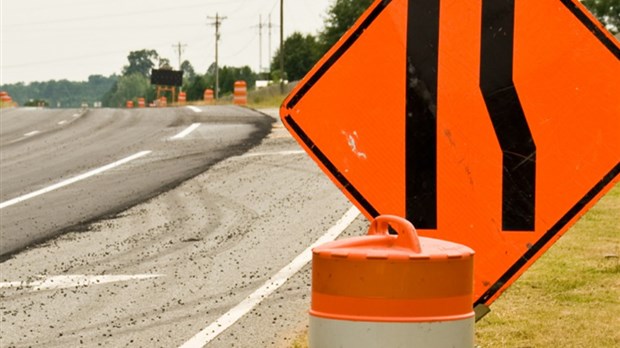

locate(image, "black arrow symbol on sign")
(479, 0), (536, 231)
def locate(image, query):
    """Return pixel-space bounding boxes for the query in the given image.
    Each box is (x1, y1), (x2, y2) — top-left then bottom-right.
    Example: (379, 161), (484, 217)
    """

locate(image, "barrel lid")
(313, 215), (473, 261)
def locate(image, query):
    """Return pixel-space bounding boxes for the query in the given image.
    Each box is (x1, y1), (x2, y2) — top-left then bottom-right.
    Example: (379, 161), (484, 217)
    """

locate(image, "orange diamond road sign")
(280, 0), (620, 313)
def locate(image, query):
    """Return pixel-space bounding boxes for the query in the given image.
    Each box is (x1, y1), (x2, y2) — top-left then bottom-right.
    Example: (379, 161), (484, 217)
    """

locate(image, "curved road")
(0, 106), (363, 348)
(0, 106), (272, 257)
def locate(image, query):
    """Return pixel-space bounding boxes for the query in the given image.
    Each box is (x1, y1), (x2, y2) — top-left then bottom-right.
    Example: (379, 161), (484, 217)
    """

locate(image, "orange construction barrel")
(232, 80), (247, 106)
(310, 215), (475, 348)
(203, 89), (214, 104)
(137, 98), (145, 108)
(178, 92), (186, 105)
(126, 100), (134, 108)
(160, 96), (167, 107)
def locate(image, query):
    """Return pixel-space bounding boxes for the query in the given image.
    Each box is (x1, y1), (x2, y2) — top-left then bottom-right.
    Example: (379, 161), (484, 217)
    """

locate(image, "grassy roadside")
(289, 183), (619, 347)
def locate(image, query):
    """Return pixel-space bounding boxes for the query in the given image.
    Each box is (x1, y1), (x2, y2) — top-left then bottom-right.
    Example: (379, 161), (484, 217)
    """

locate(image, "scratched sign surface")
(280, 0), (620, 309)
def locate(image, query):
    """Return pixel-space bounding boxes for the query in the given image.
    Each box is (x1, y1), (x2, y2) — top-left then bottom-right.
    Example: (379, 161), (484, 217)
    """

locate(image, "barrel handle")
(368, 215), (422, 253)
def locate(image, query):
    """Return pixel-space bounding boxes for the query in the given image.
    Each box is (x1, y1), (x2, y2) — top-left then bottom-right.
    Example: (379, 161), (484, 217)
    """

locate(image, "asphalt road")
(0, 106), (272, 257)
(0, 107), (368, 347)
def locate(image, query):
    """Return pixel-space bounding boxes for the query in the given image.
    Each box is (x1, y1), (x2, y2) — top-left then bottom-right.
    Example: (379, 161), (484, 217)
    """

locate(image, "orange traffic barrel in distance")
(310, 215), (475, 348)
(233, 80), (247, 106)
(137, 98), (145, 108)
(203, 89), (214, 104)
(178, 92), (186, 105)
(160, 96), (167, 107)
(126, 100), (134, 108)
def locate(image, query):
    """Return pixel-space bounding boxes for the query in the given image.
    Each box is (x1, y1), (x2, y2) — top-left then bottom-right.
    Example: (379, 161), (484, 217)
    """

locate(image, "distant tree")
(582, 0), (619, 33)
(319, 0), (373, 53)
(180, 60), (196, 81)
(185, 74), (209, 101)
(203, 65), (257, 96)
(158, 57), (173, 70)
(102, 73), (150, 107)
(122, 49), (159, 77)
(271, 32), (321, 81)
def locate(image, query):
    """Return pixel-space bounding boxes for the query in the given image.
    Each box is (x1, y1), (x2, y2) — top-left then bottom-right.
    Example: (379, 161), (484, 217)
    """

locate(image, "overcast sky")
(1, 0), (333, 85)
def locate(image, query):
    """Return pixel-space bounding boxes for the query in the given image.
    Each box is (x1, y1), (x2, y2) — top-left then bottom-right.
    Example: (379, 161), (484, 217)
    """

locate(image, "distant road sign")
(280, 0), (620, 310)
(151, 69), (183, 86)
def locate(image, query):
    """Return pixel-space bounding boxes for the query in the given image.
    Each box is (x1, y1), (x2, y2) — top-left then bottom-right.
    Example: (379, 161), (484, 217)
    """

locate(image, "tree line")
(1, 0), (614, 107)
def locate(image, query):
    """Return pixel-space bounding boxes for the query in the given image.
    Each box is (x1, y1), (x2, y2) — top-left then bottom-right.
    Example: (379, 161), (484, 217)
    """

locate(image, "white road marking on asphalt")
(170, 123), (201, 140)
(241, 150), (305, 158)
(186, 106), (202, 113)
(0, 274), (163, 291)
(23, 130), (40, 137)
(179, 205), (361, 348)
(0, 150), (152, 209)
(72, 113), (80, 118)
(58, 120), (68, 125)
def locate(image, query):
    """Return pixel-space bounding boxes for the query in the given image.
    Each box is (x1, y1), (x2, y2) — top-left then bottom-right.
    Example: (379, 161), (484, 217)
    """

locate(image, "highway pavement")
(0, 106), (369, 347)
(0, 106), (272, 257)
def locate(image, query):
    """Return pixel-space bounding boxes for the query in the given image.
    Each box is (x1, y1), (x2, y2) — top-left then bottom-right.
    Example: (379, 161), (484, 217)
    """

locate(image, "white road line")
(241, 150), (305, 158)
(0, 274), (163, 291)
(58, 120), (68, 125)
(170, 123), (201, 140)
(0, 150), (151, 209)
(186, 105), (202, 113)
(179, 205), (361, 348)
(72, 113), (80, 118)
(23, 130), (40, 137)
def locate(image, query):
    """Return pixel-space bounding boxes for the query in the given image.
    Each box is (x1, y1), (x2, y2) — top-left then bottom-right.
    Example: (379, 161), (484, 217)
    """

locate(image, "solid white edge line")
(0, 150), (151, 209)
(179, 205), (361, 348)
(170, 123), (201, 140)
(186, 106), (202, 113)
(58, 120), (68, 125)
(241, 150), (305, 158)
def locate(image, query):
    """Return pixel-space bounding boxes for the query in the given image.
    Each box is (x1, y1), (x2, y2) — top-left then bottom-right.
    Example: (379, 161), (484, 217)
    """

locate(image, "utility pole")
(258, 15), (263, 74)
(279, 0), (284, 94)
(208, 13), (227, 99)
(172, 42), (187, 70)
(268, 15), (272, 74)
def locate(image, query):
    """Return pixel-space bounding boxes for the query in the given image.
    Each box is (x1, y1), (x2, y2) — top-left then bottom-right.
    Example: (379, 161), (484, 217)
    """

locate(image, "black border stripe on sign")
(560, 0), (620, 59)
(475, 161), (620, 305)
(480, 0), (536, 231)
(405, 0), (441, 229)
(285, 0), (392, 110)
(284, 115), (380, 218)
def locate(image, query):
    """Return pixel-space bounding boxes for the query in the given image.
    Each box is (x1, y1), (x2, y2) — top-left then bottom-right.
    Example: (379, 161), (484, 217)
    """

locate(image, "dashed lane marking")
(170, 123), (201, 140)
(0, 150), (152, 209)
(186, 106), (202, 113)
(0, 274), (164, 291)
(23, 130), (40, 137)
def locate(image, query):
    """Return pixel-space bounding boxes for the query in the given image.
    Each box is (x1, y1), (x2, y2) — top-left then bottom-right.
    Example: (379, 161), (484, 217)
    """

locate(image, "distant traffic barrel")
(178, 92), (186, 105)
(310, 215), (475, 348)
(126, 100), (134, 108)
(232, 80), (247, 106)
(203, 89), (214, 104)
(160, 96), (167, 107)
(0, 91), (12, 104)
(137, 98), (146, 108)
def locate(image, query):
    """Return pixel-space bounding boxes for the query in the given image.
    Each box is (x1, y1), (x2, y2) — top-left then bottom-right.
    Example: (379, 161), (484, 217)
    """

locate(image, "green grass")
(476, 183), (619, 347)
(289, 183), (619, 347)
